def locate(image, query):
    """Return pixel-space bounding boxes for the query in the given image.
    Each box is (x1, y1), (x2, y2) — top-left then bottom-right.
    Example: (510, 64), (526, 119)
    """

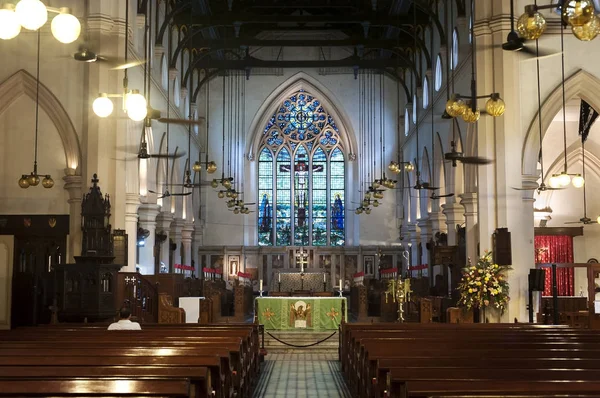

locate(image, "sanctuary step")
(263, 330), (339, 354)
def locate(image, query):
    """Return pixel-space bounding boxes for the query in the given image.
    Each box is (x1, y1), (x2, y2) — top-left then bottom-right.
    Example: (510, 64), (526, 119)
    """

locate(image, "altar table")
(255, 297), (347, 330)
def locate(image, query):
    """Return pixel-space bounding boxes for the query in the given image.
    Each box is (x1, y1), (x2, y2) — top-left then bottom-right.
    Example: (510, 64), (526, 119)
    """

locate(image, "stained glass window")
(257, 89), (346, 246)
(330, 148), (345, 246)
(258, 148), (273, 246)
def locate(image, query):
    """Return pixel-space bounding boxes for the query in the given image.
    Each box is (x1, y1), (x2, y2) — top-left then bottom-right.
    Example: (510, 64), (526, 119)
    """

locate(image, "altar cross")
(296, 250), (308, 272)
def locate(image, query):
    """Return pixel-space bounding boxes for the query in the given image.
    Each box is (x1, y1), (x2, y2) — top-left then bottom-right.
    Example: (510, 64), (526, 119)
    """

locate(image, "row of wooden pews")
(341, 322), (600, 398)
(0, 323), (260, 397)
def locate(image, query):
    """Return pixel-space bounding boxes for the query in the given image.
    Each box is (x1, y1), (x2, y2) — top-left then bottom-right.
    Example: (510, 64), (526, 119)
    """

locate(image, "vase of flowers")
(457, 251), (511, 318)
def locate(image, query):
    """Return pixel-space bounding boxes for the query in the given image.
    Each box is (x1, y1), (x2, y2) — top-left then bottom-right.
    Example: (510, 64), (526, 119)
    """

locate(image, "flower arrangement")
(457, 251), (511, 313)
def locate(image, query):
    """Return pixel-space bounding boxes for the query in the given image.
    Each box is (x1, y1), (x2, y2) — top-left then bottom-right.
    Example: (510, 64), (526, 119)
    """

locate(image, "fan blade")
(149, 152), (186, 159)
(511, 186), (535, 190)
(431, 193), (455, 199)
(564, 221), (583, 224)
(242, 202), (256, 205)
(170, 192), (192, 196)
(157, 117), (204, 126)
(148, 190), (161, 194)
(460, 156), (493, 165)
(109, 60), (146, 70)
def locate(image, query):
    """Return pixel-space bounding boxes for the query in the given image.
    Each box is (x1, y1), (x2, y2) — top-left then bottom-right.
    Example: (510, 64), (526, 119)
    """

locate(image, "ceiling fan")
(69, 45), (145, 70)
(444, 138), (493, 167)
(148, 188), (191, 200)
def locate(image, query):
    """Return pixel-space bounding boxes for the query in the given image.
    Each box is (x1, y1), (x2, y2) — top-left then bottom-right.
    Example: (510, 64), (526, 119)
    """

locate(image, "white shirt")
(107, 319), (142, 330)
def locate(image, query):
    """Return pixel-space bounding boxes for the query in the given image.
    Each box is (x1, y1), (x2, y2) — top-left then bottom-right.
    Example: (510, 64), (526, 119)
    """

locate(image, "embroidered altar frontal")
(256, 297), (347, 330)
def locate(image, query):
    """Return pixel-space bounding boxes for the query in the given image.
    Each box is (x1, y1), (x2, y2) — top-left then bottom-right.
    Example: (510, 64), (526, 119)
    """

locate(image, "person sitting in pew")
(108, 307), (142, 330)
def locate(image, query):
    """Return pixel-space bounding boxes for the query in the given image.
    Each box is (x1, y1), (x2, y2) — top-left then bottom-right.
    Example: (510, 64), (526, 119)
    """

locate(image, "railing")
(116, 272), (158, 323)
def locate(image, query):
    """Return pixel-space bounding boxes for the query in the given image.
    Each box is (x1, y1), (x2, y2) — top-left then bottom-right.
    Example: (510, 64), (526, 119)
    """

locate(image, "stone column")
(417, 218), (432, 267)
(63, 171), (82, 262)
(124, 193), (141, 272)
(459, 193), (478, 264)
(182, 222), (194, 272)
(192, 231), (202, 278)
(442, 202), (464, 246)
(138, 204), (160, 275)
(156, 212), (173, 272)
(170, 218), (185, 268)
(406, 224), (420, 274)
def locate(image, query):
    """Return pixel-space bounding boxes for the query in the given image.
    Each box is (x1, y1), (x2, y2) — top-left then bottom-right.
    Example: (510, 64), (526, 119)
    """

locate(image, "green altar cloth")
(256, 297), (347, 330)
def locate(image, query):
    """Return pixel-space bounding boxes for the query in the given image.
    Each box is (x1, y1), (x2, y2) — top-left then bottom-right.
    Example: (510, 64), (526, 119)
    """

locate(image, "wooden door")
(11, 236), (65, 327)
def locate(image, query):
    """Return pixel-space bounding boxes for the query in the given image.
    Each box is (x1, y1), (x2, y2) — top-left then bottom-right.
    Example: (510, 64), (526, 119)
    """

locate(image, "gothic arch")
(522, 69), (600, 177)
(247, 72), (358, 160)
(0, 69), (81, 173)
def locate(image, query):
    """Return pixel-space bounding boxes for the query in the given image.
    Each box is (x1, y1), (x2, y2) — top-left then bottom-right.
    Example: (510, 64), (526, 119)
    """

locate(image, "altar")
(273, 271), (330, 292)
(256, 297), (347, 330)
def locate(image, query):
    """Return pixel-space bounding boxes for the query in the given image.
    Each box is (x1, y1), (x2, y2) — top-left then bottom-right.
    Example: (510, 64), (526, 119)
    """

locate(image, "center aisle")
(252, 353), (351, 398)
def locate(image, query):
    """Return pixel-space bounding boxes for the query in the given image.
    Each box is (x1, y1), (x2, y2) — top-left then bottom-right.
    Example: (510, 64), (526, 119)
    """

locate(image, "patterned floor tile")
(253, 353), (350, 398)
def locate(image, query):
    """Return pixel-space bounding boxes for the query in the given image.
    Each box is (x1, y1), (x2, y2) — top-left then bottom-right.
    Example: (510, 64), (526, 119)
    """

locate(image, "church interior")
(2, 0), (600, 396)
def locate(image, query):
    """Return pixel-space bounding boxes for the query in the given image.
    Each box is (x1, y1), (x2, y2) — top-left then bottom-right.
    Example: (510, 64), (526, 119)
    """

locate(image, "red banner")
(408, 264), (428, 271)
(174, 264), (194, 271)
(535, 235), (574, 296)
(237, 272), (252, 279)
(380, 268), (398, 275)
(353, 272), (365, 278)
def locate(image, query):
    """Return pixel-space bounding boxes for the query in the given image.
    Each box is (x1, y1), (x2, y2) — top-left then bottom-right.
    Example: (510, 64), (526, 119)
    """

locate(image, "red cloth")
(534, 235), (574, 296)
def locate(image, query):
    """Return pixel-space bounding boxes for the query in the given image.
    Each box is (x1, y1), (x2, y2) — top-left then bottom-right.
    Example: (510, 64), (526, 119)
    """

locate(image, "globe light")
(445, 95), (467, 118)
(0, 4), (21, 40)
(462, 106), (480, 123)
(355, 208), (362, 215)
(41, 175), (54, 188)
(15, 0), (48, 31)
(206, 161), (217, 173)
(223, 179), (231, 189)
(217, 191), (225, 199)
(549, 175), (560, 188)
(233, 208), (240, 215)
(517, 10), (547, 40)
(93, 94), (114, 118)
(210, 179), (219, 188)
(572, 174), (585, 188)
(572, 15), (600, 41)
(192, 161), (202, 172)
(27, 174), (40, 186)
(365, 208), (372, 215)
(597, 215), (600, 224)
(558, 172), (571, 187)
(373, 200), (380, 208)
(18, 175), (30, 188)
(50, 8), (80, 44)
(372, 181), (380, 188)
(404, 162), (415, 171)
(485, 94), (506, 117)
(562, 0), (595, 27)
(125, 90), (148, 122)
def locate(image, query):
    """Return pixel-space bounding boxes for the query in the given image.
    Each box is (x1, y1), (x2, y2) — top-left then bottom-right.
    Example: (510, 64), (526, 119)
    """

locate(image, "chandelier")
(519, 0), (600, 41)
(0, 0), (81, 43)
(19, 31), (53, 189)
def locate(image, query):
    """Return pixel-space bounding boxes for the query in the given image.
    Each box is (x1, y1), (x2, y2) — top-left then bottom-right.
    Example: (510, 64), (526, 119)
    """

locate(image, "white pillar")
(63, 172), (82, 262)
(171, 218), (185, 267)
(442, 202), (464, 246)
(156, 212), (173, 272)
(182, 222), (194, 275)
(406, 224), (420, 272)
(138, 204), (160, 275)
(460, 193), (478, 264)
(124, 193), (141, 272)
(192, 232), (201, 278)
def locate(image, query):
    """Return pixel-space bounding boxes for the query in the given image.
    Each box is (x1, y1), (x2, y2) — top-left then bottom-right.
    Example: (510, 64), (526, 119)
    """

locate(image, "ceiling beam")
(173, 13), (430, 27)
(188, 37), (418, 48)
(188, 56), (411, 70)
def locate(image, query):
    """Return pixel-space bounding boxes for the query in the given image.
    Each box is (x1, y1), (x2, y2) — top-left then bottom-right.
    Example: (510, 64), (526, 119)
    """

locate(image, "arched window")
(257, 90), (345, 247)
(451, 29), (459, 70)
(404, 108), (410, 137)
(412, 95), (417, 124)
(422, 77), (429, 109)
(434, 55), (443, 91)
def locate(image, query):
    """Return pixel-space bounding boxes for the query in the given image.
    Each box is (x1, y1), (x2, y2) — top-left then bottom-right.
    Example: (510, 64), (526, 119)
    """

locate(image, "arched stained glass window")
(257, 90), (346, 246)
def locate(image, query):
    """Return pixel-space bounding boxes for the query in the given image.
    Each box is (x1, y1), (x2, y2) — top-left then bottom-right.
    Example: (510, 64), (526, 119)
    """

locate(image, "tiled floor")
(253, 353), (351, 398)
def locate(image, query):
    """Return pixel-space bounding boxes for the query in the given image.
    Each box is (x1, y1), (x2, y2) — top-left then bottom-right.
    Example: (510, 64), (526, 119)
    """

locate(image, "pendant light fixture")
(548, 22), (583, 188)
(19, 30), (53, 189)
(519, 0), (600, 41)
(0, 0), (81, 43)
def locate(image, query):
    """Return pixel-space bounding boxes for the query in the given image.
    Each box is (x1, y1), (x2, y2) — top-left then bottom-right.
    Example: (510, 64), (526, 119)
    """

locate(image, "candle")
(324, 273), (326, 283)
(259, 279), (263, 291)
(278, 273), (281, 283)
(339, 278), (342, 290)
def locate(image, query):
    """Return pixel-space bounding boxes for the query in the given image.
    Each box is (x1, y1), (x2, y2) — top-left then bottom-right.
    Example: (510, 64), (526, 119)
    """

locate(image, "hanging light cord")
(535, 31), (545, 181)
(560, 20), (568, 174)
(33, 29), (41, 173)
(413, 2), (419, 181)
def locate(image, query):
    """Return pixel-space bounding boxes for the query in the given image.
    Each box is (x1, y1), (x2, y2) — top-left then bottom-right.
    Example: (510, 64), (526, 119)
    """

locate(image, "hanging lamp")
(19, 31), (53, 189)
